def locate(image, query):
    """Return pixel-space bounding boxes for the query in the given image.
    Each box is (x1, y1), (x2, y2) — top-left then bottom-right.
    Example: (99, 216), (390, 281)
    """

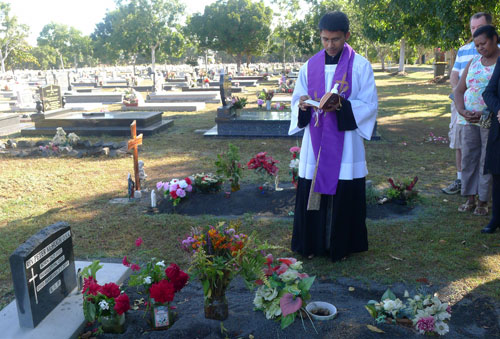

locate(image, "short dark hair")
(318, 11), (349, 34)
(470, 12), (492, 24)
(473, 24), (499, 41)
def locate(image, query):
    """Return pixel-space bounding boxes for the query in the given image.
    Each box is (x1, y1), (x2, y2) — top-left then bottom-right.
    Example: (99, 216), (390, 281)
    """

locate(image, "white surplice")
(288, 54), (378, 180)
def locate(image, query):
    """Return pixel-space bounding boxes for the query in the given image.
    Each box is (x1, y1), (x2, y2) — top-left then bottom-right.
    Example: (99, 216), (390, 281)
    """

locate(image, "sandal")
(458, 200), (476, 212)
(473, 205), (489, 216)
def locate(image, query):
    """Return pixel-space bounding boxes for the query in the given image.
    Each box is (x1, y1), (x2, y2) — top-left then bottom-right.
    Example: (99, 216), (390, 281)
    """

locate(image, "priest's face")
(320, 30), (350, 57)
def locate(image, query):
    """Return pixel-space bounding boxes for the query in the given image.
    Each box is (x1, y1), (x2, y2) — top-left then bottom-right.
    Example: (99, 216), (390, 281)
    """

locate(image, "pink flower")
(135, 237), (143, 247)
(186, 185), (193, 192)
(156, 182), (164, 190)
(163, 182), (169, 191)
(275, 264), (289, 275)
(130, 264), (141, 272)
(122, 256), (130, 267)
(176, 188), (186, 198)
(416, 316), (435, 333)
(169, 184), (178, 192)
(289, 146), (300, 153)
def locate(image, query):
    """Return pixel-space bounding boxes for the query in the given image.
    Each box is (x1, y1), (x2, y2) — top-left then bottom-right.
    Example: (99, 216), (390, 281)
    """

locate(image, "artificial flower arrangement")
(181, 222), (272, 321)
(124, 237), (189, 329)
(258, 88), (274, 101)
(277, 79), (295, 93)
(386, 176), (419, 203)
(273, 102), (289, 111)
(156, 177), (193, 207)
(81, 261), (131, 334)
(215, 143), (243, 192)
(253, 255), (315, 329)
(365, 288), (451, 336)
(247, 152), (279, 190)
(231, 96), (248, 109)
(193, 172), (224, 194)
(123, 88), (139, 106)
(289, 146), (300, 188)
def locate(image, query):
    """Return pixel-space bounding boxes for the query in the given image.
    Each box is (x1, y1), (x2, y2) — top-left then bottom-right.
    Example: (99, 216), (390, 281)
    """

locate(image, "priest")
(288, 11), (378, 261)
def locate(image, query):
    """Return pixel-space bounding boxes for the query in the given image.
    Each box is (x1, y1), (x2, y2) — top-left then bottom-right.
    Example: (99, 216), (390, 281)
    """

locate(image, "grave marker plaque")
(219, 73), (232, 107)
(40, 84), (62, 112)
(9, 222), (77, 328)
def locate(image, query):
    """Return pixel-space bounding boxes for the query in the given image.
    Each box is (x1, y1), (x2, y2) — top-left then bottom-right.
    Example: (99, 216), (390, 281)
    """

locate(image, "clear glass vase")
(99, 312), (126, 333)
(204, 293), (228, 320)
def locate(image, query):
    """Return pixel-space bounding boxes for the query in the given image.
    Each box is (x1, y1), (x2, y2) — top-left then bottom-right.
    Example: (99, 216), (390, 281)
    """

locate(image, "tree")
(187, 0), (273, 74)
(92, 0), (185, 72)
(0, 2), (30, 73)
(270, 0), (301, 71)
(37, 23), (71, 69)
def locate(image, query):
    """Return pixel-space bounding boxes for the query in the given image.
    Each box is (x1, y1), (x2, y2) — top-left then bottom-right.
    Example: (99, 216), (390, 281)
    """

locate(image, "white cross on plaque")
(28, 267), (39, 304)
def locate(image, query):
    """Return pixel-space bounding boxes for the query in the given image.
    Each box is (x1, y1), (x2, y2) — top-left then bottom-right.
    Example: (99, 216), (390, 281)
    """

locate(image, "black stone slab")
(182, 86), (242, 93)
(40, 85), (62, 112)
(205, 111), (303, 138)
(21, 111), (173, 136)
(9, 222), (76, 328)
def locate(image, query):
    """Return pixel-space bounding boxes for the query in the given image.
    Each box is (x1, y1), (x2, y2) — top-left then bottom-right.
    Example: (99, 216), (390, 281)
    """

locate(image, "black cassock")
(291, 177), (368, 261)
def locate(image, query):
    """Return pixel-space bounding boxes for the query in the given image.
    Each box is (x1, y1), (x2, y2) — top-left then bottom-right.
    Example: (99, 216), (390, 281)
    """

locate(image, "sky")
(5, 0), (218, 46)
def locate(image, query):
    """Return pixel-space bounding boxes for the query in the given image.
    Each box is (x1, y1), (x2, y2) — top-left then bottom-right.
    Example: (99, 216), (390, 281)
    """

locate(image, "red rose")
(113, 293), (130, 315)
(130, 264), (141, 272)
(170, 190), (178, 199)
(150, 279), (175, 304)
(122, 256), (130, 267)
(99, 283), (121, 298)
(184, 177), (192, 185)
(165, 263), (189, 292)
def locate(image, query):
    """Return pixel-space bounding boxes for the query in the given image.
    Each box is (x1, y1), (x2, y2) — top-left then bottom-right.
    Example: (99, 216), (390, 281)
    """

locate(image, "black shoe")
(481, 222), (499, 234)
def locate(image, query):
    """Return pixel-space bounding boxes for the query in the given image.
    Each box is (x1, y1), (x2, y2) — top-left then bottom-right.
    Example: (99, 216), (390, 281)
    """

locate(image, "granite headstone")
(40, 85), (62, 112)
(9, 222), (77, 328)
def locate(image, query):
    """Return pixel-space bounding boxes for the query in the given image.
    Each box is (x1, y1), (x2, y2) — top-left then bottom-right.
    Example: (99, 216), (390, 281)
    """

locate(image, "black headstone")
(9, 222), (77, 328)
(40, 84), (62, 112)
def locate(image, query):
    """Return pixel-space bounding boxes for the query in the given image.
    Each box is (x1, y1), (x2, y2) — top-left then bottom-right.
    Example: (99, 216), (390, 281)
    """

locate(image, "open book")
(304, 83), (340, 109)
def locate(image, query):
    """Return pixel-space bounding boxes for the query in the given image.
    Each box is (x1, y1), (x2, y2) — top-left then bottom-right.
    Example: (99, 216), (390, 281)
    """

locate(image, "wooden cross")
(128, 120), (143, 191)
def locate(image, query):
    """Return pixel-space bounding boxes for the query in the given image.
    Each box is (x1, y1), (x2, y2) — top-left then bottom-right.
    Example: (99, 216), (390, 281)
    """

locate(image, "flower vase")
(149, 299), (173, 330)
(266, 100), (271, 111)
(235, 108), (242, 117)
(204, 292), (228, 320)
(100, 313), (126, 334)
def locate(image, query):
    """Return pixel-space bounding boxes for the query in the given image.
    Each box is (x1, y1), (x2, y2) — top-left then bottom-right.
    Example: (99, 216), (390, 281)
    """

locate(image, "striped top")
(452, 42), (478, 78)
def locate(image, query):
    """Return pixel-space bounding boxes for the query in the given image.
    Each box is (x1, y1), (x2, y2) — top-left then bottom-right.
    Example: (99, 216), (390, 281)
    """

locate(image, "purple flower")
(156, 181), (164, 190)
(257, 99), (264, 105)
(176, 188), (186, 198)
(186, 185), (193, 192)
(169, 183), (178, 192)
(163, 182), (169, 191)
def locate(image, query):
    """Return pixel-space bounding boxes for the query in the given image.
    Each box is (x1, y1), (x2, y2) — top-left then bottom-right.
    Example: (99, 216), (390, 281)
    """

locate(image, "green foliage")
(187, 0), (273, 72)
(365, 185), (380, 205)
(215, 143), (243, 192)
(81, 260), (103, 279)
(231, 97), (247, 109)
(0, 2), (30, 72)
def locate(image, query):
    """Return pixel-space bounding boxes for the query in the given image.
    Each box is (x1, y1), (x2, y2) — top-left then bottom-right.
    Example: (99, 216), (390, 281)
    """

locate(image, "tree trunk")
(0, 49), (5, 74)
(398, 39), (405, 73)
(236, 54), (242, 75)
(205, 51), (208, 72)
(380, 54), (385, 71)
(132, 54), (137, 75)
(447, 49), (457, 77)
(151, 47), (156, 74)
(282, 40), (286, 74)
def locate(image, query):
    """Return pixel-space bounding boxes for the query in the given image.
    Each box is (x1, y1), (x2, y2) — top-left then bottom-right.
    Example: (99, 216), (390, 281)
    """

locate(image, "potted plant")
(123, 238), (189, 330)
(181, 222), (269, 321)
(247, 151), (279, 191)
(215, 143), (243, 192)
(253, 255), (316, 329)
(81, 261), (131, 334)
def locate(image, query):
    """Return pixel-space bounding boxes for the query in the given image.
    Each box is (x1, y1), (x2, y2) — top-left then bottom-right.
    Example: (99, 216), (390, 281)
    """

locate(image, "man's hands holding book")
(299, 94), (342, 112)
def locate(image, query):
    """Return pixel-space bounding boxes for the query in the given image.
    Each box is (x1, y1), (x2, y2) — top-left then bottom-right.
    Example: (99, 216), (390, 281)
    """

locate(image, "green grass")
(1, 68), (499, 310)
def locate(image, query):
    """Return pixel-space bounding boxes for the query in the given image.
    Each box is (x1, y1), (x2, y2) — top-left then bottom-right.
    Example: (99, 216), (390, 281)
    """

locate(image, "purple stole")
(307, 43), (355, 195)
